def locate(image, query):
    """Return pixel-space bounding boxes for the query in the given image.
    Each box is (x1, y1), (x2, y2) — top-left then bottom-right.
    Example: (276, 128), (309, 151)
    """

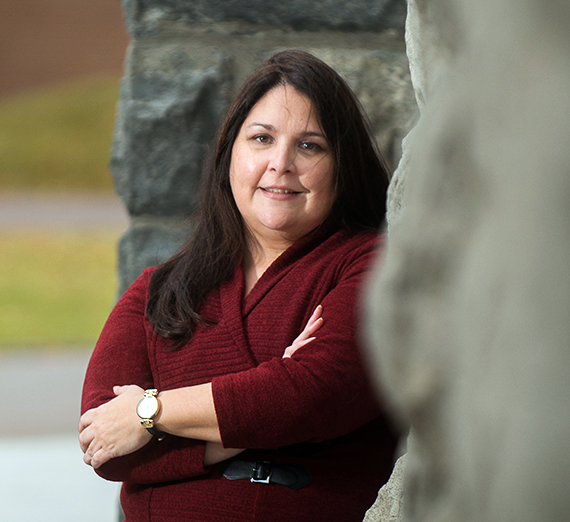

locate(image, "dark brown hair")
(146, 50), (391, 349)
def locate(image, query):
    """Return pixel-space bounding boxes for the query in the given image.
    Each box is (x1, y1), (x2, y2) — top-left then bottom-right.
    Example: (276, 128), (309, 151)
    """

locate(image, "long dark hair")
(146, 50), (390, 349)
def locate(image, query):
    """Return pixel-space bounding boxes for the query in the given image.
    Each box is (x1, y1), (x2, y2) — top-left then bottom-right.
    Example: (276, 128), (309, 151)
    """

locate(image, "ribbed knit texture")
(81, 224), (398, 521)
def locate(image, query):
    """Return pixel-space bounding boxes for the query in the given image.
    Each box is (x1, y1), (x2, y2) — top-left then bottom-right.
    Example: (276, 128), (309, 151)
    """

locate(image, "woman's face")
(229, 85), (335, 249)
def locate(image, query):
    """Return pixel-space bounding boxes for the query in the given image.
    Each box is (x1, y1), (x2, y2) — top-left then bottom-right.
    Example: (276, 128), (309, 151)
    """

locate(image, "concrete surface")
(1, 348), (95, 438)
(0, 348), (123, 522)
(0, 191), (129, 230)
(0, 434), (121, 522)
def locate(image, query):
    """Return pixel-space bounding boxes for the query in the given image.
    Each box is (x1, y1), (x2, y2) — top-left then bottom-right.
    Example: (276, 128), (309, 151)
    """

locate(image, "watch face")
(137, 396), (159, 418)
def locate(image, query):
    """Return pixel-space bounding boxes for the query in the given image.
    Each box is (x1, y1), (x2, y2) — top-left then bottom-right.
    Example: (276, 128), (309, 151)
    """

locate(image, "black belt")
(218, 459), (312, 490)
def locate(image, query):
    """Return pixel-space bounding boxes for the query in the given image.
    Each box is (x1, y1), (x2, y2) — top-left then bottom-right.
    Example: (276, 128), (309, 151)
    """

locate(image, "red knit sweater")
(81, 224), (398, 522)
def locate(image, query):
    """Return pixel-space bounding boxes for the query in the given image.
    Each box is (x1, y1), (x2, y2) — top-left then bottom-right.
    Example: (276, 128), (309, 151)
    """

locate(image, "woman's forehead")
(243, 85), (324, 135)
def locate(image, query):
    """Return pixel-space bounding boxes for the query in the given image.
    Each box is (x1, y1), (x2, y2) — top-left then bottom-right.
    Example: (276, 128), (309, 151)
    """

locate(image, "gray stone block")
(304, 48), (417, 168)
(117, 219), (192, 294)
(110, 47), (233, 217)
(363, 454), (406, 522)
(121, 0), (407, 36)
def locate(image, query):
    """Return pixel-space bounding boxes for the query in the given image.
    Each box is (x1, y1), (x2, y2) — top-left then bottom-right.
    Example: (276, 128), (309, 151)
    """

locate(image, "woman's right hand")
(283, 305), (323, 358)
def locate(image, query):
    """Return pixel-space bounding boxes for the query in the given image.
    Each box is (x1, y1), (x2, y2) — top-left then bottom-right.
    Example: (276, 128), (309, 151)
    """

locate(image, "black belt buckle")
(251, 461), (272, 484)
(218, 458), (312, 489)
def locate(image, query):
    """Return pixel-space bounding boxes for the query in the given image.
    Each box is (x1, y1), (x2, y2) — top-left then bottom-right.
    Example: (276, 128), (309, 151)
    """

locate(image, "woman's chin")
(251, 220), (304, 243)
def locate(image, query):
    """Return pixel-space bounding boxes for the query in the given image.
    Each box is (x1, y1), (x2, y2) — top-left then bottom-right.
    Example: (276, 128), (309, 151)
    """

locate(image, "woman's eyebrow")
(300, 130), (326, 139)
(248, 122), (325, 139)
(248, 122), (276, 131)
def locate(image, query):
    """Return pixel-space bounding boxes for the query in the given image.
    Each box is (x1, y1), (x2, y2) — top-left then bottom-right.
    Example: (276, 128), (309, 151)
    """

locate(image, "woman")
(79, 49), (398, 521)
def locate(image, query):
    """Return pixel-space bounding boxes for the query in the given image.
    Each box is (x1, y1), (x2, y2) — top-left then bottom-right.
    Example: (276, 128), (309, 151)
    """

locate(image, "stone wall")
(111, 0), (416, 295)
(366, 1), (570, 521)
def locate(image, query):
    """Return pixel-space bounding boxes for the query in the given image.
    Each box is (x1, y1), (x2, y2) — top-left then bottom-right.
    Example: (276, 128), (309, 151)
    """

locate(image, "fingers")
(78, 408), (94, 433)
(78, 409), (96, 454)
(308, 304), (323, 323)
(87, 447), (113, 469)
(82, 438), (97, 466)
(78, 385), (153, 470)
(298, 305), (323, 341)
(79, 420), (120, 469)
(113, 384), (143, 396)
(283, 337), (316, 358)
(80, 425), (100, 466)
(283, 305), (324, 358)
(78, 400), (121, 463)
(78, 424), (93, 454)
(82, 443), (111, 469)
(303, 317), (323, 338)
(291, 337), (316, 352)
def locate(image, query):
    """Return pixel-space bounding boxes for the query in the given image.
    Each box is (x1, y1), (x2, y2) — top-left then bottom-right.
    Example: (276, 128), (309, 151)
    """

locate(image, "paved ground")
(0, 433), (121, 522)
(0, 191), (129, 229)
(1, 192), (127, 521)
(1, 348), (96, 439)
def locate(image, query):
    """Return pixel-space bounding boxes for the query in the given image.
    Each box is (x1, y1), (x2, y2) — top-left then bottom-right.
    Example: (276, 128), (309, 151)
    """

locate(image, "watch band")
(145, 425), (166, 441)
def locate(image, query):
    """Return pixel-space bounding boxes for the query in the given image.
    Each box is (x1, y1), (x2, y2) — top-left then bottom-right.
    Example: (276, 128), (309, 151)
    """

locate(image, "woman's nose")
(268, 143), (296, 174)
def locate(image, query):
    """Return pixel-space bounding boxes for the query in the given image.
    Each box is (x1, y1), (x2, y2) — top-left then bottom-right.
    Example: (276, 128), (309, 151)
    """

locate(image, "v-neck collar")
(243, 218), (337, 316)
(218, 218), (337, 365)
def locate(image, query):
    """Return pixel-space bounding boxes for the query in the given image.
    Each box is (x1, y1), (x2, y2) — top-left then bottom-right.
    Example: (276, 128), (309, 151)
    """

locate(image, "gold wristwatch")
(136, 389), (165, 440)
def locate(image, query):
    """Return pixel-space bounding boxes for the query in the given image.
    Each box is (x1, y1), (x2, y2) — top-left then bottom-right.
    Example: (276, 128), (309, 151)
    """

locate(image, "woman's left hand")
(283, 305), (323, 358)
(78, 385), (152, 469)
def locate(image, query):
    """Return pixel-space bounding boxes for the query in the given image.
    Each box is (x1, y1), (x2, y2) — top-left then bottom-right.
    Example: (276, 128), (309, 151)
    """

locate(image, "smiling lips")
(262, 187), (299, 194)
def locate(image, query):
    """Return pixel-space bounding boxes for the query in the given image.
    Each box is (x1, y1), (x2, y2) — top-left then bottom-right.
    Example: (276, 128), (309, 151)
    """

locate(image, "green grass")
(0, 230), (120, 347)
(0, 76), (124, 348)
(0, 76), (120, 191)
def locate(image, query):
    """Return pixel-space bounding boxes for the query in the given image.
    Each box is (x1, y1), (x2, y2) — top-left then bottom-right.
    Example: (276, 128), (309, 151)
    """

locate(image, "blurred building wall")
(0, 0), (128, 96)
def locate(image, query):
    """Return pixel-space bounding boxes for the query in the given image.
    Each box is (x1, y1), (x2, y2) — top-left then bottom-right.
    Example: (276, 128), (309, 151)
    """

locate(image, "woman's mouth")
(263, 188), (298, 194)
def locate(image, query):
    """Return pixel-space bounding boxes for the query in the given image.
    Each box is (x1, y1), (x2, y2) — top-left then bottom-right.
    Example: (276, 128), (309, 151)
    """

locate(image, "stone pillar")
(111, 0), (416, 295)
(366, 1), (570, 521)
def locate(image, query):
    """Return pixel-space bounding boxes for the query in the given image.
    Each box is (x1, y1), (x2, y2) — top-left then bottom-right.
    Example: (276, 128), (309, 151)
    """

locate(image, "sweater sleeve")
(81, 269), (208, 484)
(211, 240), (384, 449)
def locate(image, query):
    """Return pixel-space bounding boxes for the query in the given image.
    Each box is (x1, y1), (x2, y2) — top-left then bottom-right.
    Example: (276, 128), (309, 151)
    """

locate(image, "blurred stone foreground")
(365, 0), (570, 521)
(110, 0), (570, 520)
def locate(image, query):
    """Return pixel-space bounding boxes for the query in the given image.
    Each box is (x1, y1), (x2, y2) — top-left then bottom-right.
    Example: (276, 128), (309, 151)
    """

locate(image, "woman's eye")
(300, 141), (321, 152)
(254, 135), (270, 144)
